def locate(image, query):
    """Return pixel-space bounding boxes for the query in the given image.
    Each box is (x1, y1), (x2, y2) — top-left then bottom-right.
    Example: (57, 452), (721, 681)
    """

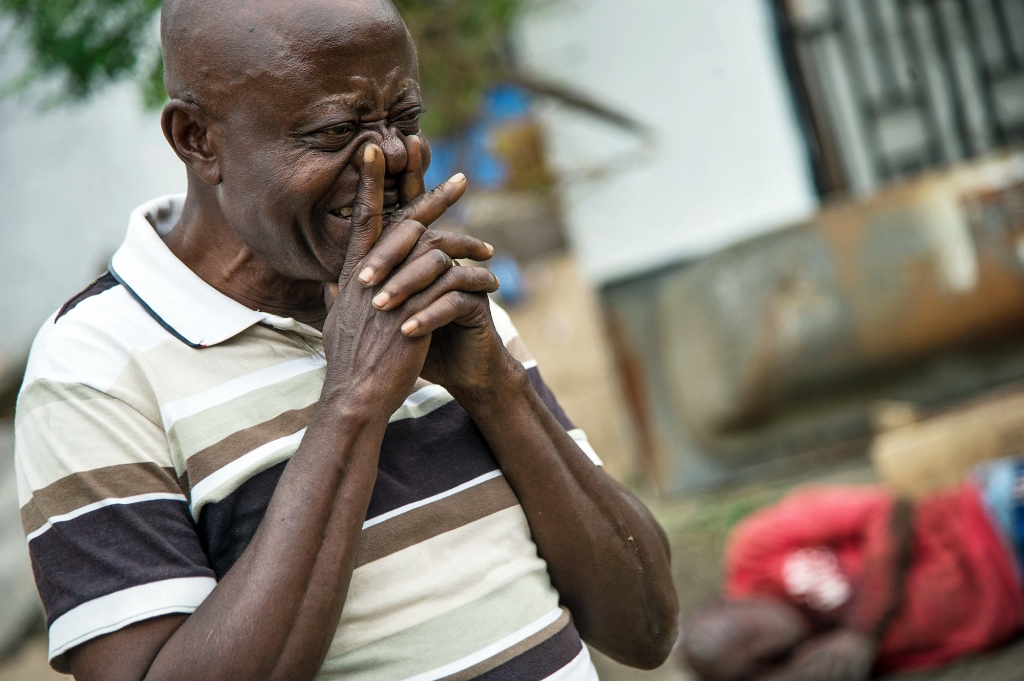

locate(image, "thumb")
(342, 143), (385, 280)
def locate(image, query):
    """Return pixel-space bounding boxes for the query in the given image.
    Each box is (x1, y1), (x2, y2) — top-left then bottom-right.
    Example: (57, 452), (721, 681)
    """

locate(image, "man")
(13, 1), (678, 679)
(680, 456), (1024, 681)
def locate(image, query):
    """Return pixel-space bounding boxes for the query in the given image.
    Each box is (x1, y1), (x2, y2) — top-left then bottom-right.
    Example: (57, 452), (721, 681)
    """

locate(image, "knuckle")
(401, 219), (426, 238)
(420, 230), (445, 250)
(430, 248), (451, 268)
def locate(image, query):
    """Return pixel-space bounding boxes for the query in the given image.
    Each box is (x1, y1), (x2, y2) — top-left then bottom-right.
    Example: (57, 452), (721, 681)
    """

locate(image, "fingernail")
(372, 291), (390, 309)
(364, 145), (377, 163)
(448, 172), (466, 184)
(401, 319), (419, 335)
(358, 267), (375, 284)
(484, 242), (494, 255)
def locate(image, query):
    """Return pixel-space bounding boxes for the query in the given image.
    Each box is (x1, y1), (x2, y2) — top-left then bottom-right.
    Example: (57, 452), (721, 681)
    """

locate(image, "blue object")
(423, 85), (533, 191)
(488, 254), (527, 307)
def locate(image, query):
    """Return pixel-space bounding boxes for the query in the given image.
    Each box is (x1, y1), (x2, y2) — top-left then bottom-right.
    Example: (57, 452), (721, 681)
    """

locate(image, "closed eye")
(391, 108), (422, 129)
(319, 121), (357, 137)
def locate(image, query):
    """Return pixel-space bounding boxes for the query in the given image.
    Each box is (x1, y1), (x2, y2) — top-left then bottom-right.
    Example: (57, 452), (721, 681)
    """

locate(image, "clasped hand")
(321, 137), (515, 415)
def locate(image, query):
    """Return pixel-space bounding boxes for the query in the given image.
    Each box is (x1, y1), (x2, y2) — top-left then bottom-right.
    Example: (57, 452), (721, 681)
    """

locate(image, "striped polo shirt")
(14, 195), (603, 679)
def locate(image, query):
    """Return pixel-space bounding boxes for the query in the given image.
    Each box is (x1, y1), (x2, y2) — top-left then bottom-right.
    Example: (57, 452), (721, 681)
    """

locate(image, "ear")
(161, 100), (221, 185)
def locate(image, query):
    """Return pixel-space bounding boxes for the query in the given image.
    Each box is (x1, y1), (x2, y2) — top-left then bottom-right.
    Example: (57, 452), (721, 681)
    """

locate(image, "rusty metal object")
(658, 153), (1024, 451)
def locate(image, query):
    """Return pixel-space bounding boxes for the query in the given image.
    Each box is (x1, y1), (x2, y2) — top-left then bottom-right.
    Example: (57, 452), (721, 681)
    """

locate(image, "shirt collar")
(109, 194), (321, 348)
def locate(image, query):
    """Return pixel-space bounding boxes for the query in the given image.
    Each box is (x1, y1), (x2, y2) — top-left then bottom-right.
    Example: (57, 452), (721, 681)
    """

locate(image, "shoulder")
(25, 274), (171, 394)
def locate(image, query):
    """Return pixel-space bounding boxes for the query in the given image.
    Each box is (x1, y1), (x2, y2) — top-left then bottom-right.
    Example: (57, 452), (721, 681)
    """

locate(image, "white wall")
(0, 60), (185, 370)
(516, 0), (820, 284)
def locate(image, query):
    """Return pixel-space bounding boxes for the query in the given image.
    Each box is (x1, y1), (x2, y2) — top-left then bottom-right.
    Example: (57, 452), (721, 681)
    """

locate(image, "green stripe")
(169, 367), (324, 458)
(318, 570), (558, 681)
(15, 379), (109, 428)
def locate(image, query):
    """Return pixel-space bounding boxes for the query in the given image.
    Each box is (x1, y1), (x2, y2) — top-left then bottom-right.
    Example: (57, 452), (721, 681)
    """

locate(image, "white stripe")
(400, 607), (563, 681)
(189, 428), (306, 515)
(405, 384), (447, 407)
(567, 429), (603, 467)
(539, 646), (599, 681)
(26, 492), (187, 543)
(362, 470), (502, 530)
(160, 355), (324, 429)
(48, 577), (216, 664)
(389, 385), (453, 423)
(522, 359), (538, 370)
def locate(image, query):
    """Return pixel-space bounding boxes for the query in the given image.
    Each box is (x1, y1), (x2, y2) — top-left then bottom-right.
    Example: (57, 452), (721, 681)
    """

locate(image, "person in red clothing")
(681, 456), (1024, 680)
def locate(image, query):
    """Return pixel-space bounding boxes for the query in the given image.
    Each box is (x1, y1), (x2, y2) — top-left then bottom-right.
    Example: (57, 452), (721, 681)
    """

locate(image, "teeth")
(331, 204), (399, 218)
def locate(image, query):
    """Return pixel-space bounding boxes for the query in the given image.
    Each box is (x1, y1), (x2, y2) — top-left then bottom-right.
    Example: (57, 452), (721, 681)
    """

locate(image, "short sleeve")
(16, 345), (215, 671)
(489, 300), (603, 467)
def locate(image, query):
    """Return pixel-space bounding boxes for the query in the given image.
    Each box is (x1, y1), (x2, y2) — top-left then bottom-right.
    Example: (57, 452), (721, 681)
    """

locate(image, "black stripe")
(28, 499), (214, 624)
(196, 401), (501, 577)
(474, 616), (584, 681)
(367, 398), (499, 520)
(55, 273), (119, 322)
(197, 462), (284, 579)
(526, 366), (576, 431)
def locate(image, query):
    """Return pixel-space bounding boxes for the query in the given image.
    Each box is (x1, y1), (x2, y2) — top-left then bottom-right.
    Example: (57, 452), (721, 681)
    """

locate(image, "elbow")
(599, 595), (681, 670)
(630, 619), (681, 670)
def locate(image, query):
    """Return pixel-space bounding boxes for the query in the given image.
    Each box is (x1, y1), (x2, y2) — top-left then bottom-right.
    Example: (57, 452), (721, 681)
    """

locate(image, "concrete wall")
(516, 0), (820, 284)
(0, 51), (185, 373)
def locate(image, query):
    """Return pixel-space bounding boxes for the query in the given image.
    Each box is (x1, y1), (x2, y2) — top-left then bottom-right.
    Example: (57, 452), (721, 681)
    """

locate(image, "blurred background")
(4, 0), (1024, 678)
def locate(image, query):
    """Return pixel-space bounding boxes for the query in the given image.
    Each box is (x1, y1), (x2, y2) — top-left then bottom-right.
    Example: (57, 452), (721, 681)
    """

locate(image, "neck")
(163, 186), (328, 328)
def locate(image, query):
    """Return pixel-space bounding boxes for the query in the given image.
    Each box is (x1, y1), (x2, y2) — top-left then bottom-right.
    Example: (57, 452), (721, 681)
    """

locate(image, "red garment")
(725, 484), (1024, 673)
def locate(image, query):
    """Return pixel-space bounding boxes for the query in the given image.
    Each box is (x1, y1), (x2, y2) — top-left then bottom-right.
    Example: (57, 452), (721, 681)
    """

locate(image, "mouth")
(327, 203), (400, 219)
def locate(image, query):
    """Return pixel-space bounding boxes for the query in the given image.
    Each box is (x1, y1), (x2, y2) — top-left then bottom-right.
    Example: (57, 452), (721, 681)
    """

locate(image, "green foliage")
(395, 0), (522, 136)
(0, 0), (537, 136)
(1, 0), (162, 98)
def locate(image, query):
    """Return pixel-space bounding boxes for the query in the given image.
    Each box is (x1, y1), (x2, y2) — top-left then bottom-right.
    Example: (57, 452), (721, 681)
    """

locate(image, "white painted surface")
(0, 50), (185, 370)
(516, 0), (819, 284)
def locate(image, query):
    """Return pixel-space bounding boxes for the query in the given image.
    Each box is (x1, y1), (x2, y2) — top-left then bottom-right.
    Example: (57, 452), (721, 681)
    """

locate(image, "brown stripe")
(186, 403), (317, 486)
(21, 462), (181, 535)
(439, 608), (572, 681)
(355, 474), (519, 568)
(506, 336), (534, 364)
(19, 498), (47, 536)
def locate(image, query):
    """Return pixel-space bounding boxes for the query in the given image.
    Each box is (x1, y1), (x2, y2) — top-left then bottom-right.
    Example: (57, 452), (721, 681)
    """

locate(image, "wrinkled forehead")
(164, 0), (417, 120)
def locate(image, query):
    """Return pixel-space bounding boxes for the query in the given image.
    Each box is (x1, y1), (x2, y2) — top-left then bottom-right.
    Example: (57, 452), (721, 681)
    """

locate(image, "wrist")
(317, 382), (394, 426)
(448, 356), (531, 412)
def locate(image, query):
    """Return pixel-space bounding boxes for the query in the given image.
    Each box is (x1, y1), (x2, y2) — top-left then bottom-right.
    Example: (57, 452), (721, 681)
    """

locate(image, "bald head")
(161, 0), (413, 114)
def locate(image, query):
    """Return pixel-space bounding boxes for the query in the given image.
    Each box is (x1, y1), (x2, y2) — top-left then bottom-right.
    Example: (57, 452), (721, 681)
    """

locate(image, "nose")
(362, 121), (408, 176)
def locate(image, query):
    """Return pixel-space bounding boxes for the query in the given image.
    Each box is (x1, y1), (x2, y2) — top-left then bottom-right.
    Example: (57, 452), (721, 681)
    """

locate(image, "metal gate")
(778, 0), (1024, 195)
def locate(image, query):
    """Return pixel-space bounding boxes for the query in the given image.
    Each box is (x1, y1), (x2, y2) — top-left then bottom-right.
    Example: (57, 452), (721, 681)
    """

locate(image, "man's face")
(209, 5), (430, 282)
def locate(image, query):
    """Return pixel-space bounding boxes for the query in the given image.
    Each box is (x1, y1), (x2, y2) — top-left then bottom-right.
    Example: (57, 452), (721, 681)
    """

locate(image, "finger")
(356, 218), (426, 286)
(342, 143), (385, 279)
(400, 290), (493, 337)
(360, 227), (494, 288)
(389, 172), (467, 228)
(375, 254), (498, 311)
(399, 135), (426, 206)
(405, 229), (494, 265)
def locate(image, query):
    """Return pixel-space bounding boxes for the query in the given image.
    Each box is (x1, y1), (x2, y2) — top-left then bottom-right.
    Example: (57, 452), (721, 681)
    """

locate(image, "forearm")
(452, 367), (678, 668)
(144, 399), (388, 681)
